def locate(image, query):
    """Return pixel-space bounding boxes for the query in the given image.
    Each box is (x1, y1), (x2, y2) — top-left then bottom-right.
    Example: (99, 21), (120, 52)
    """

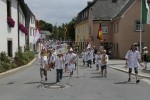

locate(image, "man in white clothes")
(64, 52), (69, 72)
(125, 44), (142, 83)
(87, 48), (93, 68)
(81, 49), (87, 66)
(68, 48), (76, 76)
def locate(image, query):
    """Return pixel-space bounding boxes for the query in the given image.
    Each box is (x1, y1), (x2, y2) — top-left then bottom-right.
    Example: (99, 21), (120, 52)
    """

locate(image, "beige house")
(75, 0), (150, 58)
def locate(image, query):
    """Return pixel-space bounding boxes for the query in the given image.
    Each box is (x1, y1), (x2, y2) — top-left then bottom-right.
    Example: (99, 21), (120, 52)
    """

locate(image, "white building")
(0, 0), (18, 57)
(29, 15), (36, 51)
(0, 0), (36, 57)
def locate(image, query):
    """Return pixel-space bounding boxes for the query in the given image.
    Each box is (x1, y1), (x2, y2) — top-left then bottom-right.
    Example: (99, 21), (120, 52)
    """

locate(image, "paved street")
(0, 58), (150, 100)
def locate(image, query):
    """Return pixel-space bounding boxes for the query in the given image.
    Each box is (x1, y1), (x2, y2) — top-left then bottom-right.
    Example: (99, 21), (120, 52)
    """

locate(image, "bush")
(14, 51), (34, 66)
(147, 55), (150, 62)
(0, 52), (10, 63)
(0, 51), (34, 73)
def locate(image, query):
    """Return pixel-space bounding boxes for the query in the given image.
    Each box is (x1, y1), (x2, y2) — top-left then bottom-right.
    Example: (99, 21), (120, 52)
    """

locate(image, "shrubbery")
(0, 51), (34, 73)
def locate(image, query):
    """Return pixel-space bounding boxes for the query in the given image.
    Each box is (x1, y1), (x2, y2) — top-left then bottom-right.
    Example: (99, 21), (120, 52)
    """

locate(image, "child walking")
(40, 49), (48, 82)
(55, 51), (65, 84)
(100, 50), (109, 77)
(95, 51), (101, 70)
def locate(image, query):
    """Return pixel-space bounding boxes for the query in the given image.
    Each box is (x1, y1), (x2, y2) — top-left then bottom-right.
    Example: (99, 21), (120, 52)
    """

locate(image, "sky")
(25, 0), (93, 26)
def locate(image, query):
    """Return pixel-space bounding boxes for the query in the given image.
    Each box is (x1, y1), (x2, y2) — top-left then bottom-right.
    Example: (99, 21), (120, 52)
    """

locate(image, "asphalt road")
(0, 58), (150, 100)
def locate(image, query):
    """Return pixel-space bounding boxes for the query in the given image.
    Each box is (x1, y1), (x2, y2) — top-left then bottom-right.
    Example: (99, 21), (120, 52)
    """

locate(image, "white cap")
(69, 48), (73, 51)
(143, 46), (147, 49)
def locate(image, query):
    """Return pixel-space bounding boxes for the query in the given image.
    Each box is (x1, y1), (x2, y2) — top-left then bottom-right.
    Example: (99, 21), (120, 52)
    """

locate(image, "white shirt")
(48, 54), (55, 63)
(87, 50), (93, 60)
(40, 56), (48, 68)
(125, 50), (140, 68)
(55, 56), (64, 69)
(100, 54), (109, 65)
(95, 54), (101, 65)
(81, 52), (87, 61)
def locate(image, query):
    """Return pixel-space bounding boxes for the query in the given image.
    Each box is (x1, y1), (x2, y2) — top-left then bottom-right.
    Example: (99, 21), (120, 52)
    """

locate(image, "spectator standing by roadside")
(125, 44), (142, 83)
(143, 46), (148, 70)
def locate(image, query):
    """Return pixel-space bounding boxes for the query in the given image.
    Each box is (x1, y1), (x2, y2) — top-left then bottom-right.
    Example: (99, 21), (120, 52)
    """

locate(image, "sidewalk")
(109, 60), (150, 79)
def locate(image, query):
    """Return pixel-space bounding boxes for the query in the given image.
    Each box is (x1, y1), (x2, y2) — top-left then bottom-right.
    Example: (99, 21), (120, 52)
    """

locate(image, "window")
(30, 28), (32, 36)
(135, 21), (143, 32)
(102, 25), (108, 33)
(7, 0), (11, 17)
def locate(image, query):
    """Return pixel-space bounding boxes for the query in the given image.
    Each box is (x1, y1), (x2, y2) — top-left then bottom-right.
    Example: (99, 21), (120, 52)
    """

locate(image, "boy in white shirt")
(100, 50), (109, 77)
(95, 51), (101, 70)
(55, 51), (64, 83)
(125, 44), (141, 83)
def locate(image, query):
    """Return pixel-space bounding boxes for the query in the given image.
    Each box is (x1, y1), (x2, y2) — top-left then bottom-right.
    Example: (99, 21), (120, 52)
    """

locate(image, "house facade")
(0, 0), (18, 57)
(75, 0), (150, 58)
(0, 0), (36, 57)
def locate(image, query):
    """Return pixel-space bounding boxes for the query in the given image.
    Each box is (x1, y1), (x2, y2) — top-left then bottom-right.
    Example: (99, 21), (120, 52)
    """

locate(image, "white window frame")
(102, 25), (108, 33)
(135, 21), (143, 32)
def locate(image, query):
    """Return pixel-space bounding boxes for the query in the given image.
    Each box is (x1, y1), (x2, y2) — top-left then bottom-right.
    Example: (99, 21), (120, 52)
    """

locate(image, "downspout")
(17, 2), (20, 52)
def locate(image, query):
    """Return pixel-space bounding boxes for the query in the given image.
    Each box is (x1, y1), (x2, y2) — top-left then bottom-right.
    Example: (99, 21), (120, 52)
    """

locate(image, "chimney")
(87, 1), (93, 6)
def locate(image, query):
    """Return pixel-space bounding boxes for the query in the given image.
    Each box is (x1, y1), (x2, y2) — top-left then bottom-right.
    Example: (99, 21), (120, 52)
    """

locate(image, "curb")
(0, 58), (37, 77)
(109, 66), (150, 79)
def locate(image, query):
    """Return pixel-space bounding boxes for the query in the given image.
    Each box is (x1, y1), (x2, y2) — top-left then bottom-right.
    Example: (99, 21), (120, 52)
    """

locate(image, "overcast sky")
(24, 0), (92, 26)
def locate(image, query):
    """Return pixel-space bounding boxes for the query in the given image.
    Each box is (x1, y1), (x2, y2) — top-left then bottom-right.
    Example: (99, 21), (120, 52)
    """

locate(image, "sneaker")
(45, 77), (47, 81)
(104, 74), (107, 77)
(41, 80), (44, 83)
(136, 80), (140, 84)
(56, 82), (59, 84)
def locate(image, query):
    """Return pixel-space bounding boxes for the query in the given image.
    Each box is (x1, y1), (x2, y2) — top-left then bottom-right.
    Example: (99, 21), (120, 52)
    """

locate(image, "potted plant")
(19, 23), (28, 35)
(7, 16), (15, 27)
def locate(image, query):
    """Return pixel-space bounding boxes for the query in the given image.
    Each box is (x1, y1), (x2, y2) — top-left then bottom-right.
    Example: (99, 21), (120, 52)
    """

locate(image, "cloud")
(24, 0), (92, 26)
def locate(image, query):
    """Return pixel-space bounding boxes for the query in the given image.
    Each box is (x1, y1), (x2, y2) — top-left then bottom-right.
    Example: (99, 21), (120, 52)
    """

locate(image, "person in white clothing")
(87, 48), (93, 68)
(68, 48), (76, 76)
(95, 51), (101, 70)
(100, 50), (109, 77)
(40, 49), (48, 82)
(81, 49), (87, 66)
(143, 46), (148, 70)
(125, 44), (141, 83)
(48, 49), (55, 70)
(64, 52), (69, 72)
(55, 51), (64, 83)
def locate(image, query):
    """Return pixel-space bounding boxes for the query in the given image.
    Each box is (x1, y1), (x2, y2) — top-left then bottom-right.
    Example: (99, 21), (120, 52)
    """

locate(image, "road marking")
(142, 79), (150, 85)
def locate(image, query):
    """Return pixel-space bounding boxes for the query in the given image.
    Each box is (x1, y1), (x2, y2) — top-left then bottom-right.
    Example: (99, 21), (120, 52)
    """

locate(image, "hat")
(143, 46), (147, 49)
(69, 48), (73, 51)
(57, 50), (63, 55)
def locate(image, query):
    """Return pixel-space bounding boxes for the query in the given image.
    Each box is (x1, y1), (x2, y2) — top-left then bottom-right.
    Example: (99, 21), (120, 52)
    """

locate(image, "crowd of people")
(38, 43), (77, 84)
(81, 46), (109, 77)
(37, 40), (149, 84)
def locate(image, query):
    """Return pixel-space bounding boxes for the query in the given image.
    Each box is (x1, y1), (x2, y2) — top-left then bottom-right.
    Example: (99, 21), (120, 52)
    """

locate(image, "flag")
(142, 0), (150, 24)
(33, 21), (40, 44)
(64, 26), (67, 37)
(97, 19), (103, 40)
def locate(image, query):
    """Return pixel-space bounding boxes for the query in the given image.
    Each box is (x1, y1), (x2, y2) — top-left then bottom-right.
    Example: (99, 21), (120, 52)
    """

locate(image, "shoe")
(128, 78), (131, 82)
(41, 80), (44, 83)
(104, 74), (107, 77)
(136, 80), (140, 84)
(56, 82), (59, 84)
(45, 77), (47, 81)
